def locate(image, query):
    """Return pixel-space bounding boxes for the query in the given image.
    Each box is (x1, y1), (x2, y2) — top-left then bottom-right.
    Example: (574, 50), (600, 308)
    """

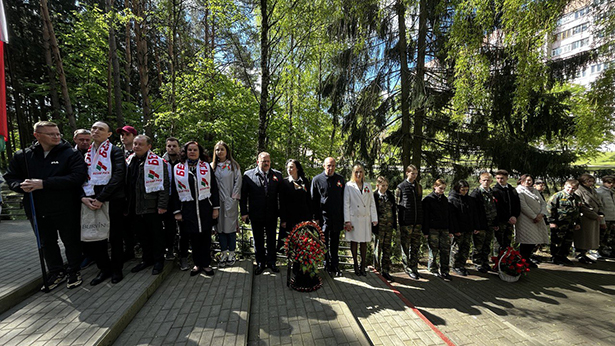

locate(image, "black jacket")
(281, 176), (312, 230)
(3, 140), (87, 219)
(422, 191), (450, 234)
(171, 162), (220, 233)
(448, 190), (478, 234)
(492, 183), (521, 223)
(396, 179), (423, 226)
(311, 171), (345, 225)
(240, 167), (285, 223)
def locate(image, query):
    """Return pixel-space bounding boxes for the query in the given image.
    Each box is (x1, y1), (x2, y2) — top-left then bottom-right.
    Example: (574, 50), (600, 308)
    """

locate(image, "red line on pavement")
(374, 270), (456, 346)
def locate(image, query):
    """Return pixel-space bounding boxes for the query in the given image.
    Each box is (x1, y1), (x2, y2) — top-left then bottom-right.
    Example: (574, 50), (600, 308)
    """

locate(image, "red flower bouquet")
(285, 221), (327, 292)
(492, 246), (530, 282)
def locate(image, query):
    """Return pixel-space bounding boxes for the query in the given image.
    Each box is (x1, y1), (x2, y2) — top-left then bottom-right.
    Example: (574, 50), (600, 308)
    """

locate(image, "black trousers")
(252, 219), (278, 265)
(188, 232), (212, 268)
(86, 199), (125, 274)
(133, 213), (165, 265)
(34, 212), (82, 275)
(323, 218), (342, 270)
(162, 210), (178, 253)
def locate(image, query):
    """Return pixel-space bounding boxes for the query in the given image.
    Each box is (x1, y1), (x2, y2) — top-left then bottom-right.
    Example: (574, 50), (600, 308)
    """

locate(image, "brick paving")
(389, 260), (615, 346)
(248, 267), (370, 346)
(0, 223), (172, 346)
(115, 260), (252, 346)
(330, 270), (450, 345)
(1, 220), (615, 346)
(0, 220), (52, 314)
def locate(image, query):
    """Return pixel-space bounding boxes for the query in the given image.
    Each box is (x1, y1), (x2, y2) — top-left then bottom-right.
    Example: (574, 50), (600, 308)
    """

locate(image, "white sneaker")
(227, 251), (236, 266)
(219, 252), (228, 268)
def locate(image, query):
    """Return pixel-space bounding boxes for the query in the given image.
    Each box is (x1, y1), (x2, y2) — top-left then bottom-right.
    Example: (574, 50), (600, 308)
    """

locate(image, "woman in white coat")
(344, 163), (378, 276)
(516, 174), (549, 268)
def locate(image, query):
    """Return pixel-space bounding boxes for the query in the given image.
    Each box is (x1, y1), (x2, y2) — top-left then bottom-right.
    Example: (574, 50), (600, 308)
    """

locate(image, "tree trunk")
(124, 0), (132, 103)
(107, 0), (124, 125)
(257, 0), (270, 154)
(397, 0), (411, 170)
(41, 16), (60, 122)
(40, 0), (77, 131)
(134, 0), (152, 136)
(411, 0), (427, 170)
(6, 48), (29, 149)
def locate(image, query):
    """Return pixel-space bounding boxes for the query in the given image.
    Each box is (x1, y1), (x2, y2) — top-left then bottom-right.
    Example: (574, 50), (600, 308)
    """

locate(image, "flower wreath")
(492, 246), (530, 277)
(284, 221), (326, 278)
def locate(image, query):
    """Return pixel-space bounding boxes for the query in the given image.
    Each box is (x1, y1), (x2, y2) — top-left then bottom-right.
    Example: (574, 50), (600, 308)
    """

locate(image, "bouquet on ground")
(285, 221), (326, 277)
(492, 246), (530, 278)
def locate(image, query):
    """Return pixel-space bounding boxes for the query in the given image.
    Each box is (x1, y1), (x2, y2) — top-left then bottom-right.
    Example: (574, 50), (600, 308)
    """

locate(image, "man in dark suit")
(241, 152), (285, 275)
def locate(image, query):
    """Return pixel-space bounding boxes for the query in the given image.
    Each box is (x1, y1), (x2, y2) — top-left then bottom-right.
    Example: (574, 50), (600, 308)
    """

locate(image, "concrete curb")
(0, 276), (41, 315)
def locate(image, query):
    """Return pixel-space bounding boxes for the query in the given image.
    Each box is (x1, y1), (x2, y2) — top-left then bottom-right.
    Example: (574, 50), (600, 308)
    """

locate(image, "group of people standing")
(4, 120), (614, 292)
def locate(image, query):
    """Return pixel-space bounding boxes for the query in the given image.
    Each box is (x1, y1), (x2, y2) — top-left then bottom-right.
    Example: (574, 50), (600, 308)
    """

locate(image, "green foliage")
(154, 55), (259, 170)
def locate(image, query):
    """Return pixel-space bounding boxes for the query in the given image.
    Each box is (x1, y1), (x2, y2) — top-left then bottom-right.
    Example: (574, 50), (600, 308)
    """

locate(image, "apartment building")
(549, 0), (611, 87)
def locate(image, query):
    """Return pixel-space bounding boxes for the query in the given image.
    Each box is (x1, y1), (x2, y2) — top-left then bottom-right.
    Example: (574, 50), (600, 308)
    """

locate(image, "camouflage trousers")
(374, 225), (394, 273)
(452, 232), (472, 268)
(550, 224), (574, 258)
(473, 227), (495, 266)
(427, 228), (451, 274)
(600, 221), (615, 255)
(494, 222), (514, 253)
(400, 224), (422, 271)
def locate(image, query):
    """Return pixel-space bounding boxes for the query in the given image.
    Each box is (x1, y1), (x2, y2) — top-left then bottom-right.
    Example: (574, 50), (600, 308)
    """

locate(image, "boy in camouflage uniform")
(422, 179), (452, 281)
(396, 165), (423, 280)
(469, 172), (499, 273)
(548, 179), (581, 265)
(373, 176), (397, 281)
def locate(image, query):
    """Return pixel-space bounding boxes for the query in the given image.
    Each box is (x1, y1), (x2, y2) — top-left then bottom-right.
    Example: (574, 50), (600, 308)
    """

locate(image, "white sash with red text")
(126, 151), (165, 193)
(174, 160), (211, 202)
(83, 140), (113, 196)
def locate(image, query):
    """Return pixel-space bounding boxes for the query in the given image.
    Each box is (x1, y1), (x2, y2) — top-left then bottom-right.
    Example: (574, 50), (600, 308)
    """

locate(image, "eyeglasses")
(37, 132), (63, 138)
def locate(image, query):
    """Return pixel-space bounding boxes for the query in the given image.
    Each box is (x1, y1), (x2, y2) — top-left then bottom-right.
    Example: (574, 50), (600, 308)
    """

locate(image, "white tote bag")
(81, 202), (110, 242)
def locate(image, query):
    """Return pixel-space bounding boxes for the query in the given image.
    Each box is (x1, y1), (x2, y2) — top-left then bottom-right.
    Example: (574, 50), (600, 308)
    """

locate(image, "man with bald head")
(241, 152), (285, 275)
(82, 121), (126, 285)
(311, 157), (346, 277)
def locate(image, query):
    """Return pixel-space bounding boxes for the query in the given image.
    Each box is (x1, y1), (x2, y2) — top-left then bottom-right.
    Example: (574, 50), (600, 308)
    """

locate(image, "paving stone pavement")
(115, 260), (253, 346)
(0, 254), (171, 346)
(389, 260), (615, 346)
(328, 270), (451, 346)
(248, 267), (370, 346)
(0, 220), (56, 314)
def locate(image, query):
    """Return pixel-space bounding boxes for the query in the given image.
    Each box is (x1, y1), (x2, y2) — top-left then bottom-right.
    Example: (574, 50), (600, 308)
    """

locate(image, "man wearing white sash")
(82, 121), (126, 286)
(126, 135), (169, 275)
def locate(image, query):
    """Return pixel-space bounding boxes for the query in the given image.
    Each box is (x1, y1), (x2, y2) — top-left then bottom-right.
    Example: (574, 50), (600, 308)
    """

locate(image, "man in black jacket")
(492, 169), (521, 253)
(126, 135), (169, 275)
(311, 157), (345, 277)
(4, 121), (88, 291)
(81, 121), (126, 285)
(241, 152), (284, 275)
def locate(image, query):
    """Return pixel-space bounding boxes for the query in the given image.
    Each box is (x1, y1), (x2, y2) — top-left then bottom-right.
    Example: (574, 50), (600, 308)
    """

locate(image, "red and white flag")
(0, 0), (8, 143)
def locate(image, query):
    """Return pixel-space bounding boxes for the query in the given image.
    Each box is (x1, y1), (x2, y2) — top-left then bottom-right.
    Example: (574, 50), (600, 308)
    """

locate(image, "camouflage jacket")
(547, 190), (581, 226)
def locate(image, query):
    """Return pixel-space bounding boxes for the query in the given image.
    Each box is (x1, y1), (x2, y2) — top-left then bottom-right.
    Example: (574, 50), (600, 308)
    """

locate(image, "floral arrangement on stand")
(492, 246), (530, 282)
(284, 221), (326, 292)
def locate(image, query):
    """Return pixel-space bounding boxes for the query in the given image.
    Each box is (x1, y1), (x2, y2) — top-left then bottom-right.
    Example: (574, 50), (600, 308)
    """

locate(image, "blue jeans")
(219, 232), (236, 252)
